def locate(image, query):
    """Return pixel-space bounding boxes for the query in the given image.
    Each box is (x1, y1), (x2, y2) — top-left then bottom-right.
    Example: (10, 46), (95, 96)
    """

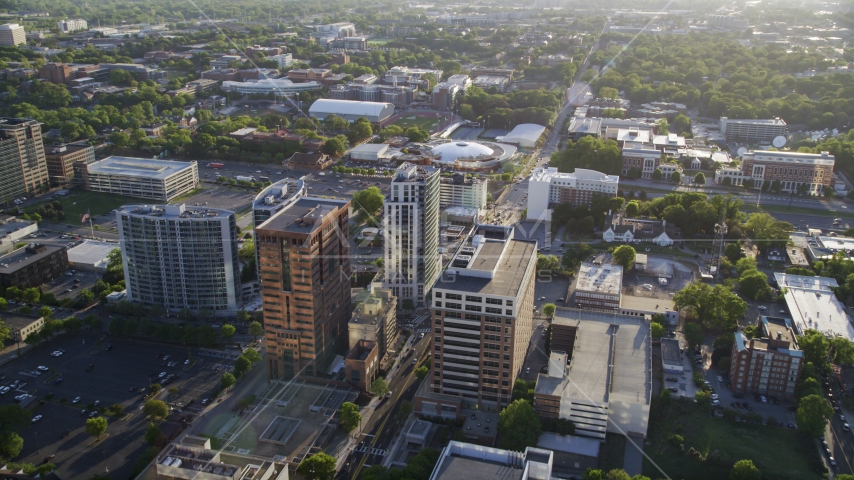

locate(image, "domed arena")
(426, 140), (517, 171)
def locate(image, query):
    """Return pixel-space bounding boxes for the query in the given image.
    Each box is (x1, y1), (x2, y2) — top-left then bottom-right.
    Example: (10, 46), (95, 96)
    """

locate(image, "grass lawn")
(390, 114), (449, 132)
(26, 190), (147, 223)
(367, 38), (391, 46)
(643, 399), (824, 480)
(634, 243), (699, 259)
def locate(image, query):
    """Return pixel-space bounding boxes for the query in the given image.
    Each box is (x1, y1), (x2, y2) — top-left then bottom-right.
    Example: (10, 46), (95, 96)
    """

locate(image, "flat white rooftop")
(87, 156), (196, 180)
(775, 273), (854, 341)
(576, 262), (623, 295)
(67, 240), (117, 267)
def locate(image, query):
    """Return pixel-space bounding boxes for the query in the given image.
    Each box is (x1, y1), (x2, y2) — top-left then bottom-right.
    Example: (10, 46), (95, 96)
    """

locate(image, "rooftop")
(256, 196), (349, 235)
(45, 143), (92, 156)
(67, 240), (117, 268)
(0, 312), (43, 330)
(721, 117), (786, 125)
(118, 204), (232, 219)
(660, 338), (681, 366)
(87, 156), (196, 180)
(575, 262), (623, 295)
(536, 308), (651, 406)
(744, 150), (834, 165)
(620, 293), (674, 314)
(435, 226), (537, 297)
(253, 178), (306, 213)
(430, 442), (553, 480)
(0, 244), (64, 274)
(774, 273), (853, 341)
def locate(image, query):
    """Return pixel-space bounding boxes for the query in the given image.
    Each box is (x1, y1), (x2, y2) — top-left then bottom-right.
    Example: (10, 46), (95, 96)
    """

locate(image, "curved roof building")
(308, 99), (395, 123)
(500, 123), (547, 148)
(426, 140), (517, 171)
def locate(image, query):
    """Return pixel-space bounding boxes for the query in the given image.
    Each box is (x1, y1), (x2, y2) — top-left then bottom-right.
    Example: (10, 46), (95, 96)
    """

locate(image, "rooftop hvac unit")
(264, 195), (275, 205)
(472, 235), (485, 246)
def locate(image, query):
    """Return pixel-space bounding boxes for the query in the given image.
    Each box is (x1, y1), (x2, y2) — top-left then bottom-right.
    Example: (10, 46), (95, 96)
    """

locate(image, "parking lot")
(3, 334), (232, 479)
(42, 268), (100, 305)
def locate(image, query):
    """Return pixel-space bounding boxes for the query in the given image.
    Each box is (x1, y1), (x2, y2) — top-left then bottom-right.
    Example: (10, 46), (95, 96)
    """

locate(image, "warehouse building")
(80, 156), (199, 201)
(349, 143), (392, 162)
(308, 99), (395, 124)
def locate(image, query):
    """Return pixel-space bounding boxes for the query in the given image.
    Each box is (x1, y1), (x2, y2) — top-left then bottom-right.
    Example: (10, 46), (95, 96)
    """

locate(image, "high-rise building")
(425, 225), (537, 412)
(730, 316), (803, 399)
(0, 24), (26, 46)
(0, 118), (48, 202)
(256, 197), (351, 379)
(383, 163), (440, 308)
(117, 204), (241, 314)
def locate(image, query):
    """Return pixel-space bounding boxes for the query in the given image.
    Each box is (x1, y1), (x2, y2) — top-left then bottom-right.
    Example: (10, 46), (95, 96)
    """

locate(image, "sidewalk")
(0, 341), (32, 368)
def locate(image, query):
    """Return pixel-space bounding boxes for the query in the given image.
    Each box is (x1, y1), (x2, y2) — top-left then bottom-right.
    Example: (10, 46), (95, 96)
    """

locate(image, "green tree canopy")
(674, 283), (746, 331)
(796, 394), (833, 437)
(497, 399), (542, 452)
(684, 322), (704, 348)
(297, 452), (336, 480)
(143, 400), (169, 419)
(221, 372), (236, 391)
(612, 245), (636, 270)
(352, 186), (385, 220)
(729, 460), (760, 480)
(85, 416), (108, 440)
(144, 422), (164, 446)
(370, 378), (389, 397)
(799, 329), (830, 366)
(339, 402), (361, 432)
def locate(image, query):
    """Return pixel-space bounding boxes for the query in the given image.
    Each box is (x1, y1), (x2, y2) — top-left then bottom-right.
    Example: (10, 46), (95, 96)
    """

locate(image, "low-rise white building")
(775, 273), (853, 341)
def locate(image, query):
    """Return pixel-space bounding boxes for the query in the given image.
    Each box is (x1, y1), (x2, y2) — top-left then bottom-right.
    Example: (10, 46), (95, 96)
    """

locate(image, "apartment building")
(432, 82), (461, 110)
(427, 225), (538, 413)
(573, 263), (622, 312)
(730, 316), (803, 399)
(45, 143), (96, 185)
(719, 117), (787, 143)
(0, 24), (25, 46)
(255, 197), (351, 380)
(0, 243), (68, 288)
(0, 118), (48, 202)
(383, 163), (440, 308)
(267, 53), (293, 69)
(740, 150), (835, 194)
(526, 167), (619, 221)
(80, 156), (199, 201)
(117, 204), (240, 314)
(439, 174), (488, 209)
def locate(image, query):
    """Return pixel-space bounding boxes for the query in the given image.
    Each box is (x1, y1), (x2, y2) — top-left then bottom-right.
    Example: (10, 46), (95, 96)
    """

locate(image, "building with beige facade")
(0, 118), (48, 202)
(349, 286), (397, 362)
(417, 224), (537, 415)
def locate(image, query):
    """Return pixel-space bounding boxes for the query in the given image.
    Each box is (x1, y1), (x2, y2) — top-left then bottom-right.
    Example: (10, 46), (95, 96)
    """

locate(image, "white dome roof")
(432, 141), (495, 164)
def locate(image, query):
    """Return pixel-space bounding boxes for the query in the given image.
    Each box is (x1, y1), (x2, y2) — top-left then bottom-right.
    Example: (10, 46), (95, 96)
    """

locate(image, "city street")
(342, 334), (431, 479)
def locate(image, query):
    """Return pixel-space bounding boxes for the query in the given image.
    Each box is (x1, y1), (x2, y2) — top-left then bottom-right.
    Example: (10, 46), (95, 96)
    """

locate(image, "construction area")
(623, 256), (699, 300)
(208, 380), (357, 466)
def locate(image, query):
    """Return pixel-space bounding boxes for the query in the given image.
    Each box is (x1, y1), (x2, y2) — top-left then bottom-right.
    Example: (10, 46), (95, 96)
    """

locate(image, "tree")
(729, 460), (760, 480)
(830, 337), (854, 365)
(739, 270), (770, 300)
(352, 186), (384, 219)
(221, 324), (236, 339)
(85, 416), (108, 440)
(683, 322), (704, 348)
(248, 321), (263, 341)
(0, 431), (23, 459)
(405, 126), (429, 143)
(149, 383), (162, 395)
(21, 288), (40, 303)
(38, 306), (53, 319)
(673, 283), (746, 331)
(651, 322), (666, 339)
(796, 394), (833, 437)
(735, 257), (757, 275)
(497, 399), (542, 451)
(221, 372), (236, 391)
(144, 422), (164, 446)
(233, 356), (252, 377)
(338, 402), (361, 432)
(695, 390), (711, 407)
(694, 172), (706, 184)
(143, 400), (169, 419)
(671, 171), (682, 184)
(652, 168), (663, 181)
(370, 378), (389, 397)
(724, 243), (744, 263)
(625, 200), (640, 217)
(108, 403), (124, 416)
(347, 118), (373, 143)
(583, 469), (605, 480)
(297, 452), (336, 480)
(796, 377), (823, 400)
(799, 329), (830, 366)
(542, 303), (556, 318)
(322, 138), (346, 157)
(717, 356), (731, 372)
(415, 366), (429, 380)
(612, 245), (636, 270)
